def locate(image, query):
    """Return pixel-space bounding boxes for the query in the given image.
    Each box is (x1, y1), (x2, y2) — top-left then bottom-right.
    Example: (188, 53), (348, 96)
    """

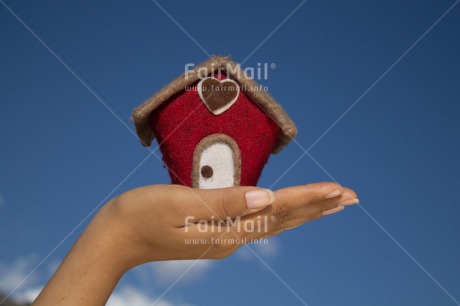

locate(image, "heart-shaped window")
(197, 77), (240, 115)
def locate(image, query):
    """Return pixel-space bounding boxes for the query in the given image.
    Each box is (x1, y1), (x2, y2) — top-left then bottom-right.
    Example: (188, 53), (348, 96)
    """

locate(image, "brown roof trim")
(132, 55), (297, 154)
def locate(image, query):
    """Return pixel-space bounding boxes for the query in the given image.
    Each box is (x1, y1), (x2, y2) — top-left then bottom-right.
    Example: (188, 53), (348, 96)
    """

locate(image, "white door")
(198, 141), (235, 189)
(192, 134), (241, 189)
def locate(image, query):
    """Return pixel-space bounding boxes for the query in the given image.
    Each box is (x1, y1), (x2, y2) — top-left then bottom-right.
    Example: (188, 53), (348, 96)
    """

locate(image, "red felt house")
(132, 56), (297, 188)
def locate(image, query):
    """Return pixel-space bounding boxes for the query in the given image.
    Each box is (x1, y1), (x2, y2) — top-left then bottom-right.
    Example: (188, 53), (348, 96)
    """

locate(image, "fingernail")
(325, 188), (343, 199)
(339, 198), (360, 206)
(322, 205), (345, 216)
(245, 189), (275, 209)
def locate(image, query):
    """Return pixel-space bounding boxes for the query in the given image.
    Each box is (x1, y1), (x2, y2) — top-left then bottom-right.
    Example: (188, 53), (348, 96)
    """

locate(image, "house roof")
(132, 55), (298, 154)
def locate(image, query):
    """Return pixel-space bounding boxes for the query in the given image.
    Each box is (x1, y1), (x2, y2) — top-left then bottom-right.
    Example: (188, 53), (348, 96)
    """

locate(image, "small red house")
(132, 56), (297, 188)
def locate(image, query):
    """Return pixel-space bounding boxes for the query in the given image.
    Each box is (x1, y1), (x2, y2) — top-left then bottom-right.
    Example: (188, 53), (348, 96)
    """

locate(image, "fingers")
(322, 187), (359, 215)
(271, 182), (345, 217)
(177, 182), (359, 259)
(273, 182), (344, 210)
(169, 182), (357, 238)
(338, 188), (359, 206)
(239, 183), (359, 241)
(322, 205), (345, 216)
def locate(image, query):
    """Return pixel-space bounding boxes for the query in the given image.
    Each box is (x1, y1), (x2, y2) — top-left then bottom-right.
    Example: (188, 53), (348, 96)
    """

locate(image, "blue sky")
(0, 0), (459, 305)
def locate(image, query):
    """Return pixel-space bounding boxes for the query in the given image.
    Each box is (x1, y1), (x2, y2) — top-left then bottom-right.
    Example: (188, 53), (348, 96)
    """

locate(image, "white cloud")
(0, 255), (39, 293)
(13, 285), (181, 306)
(235, 237), (281, 261)
(234, 246), (253, 261)
(1, 256), (214, 303)
(148, 260), (213, 285)
(0, 257), (62, 304)
(254, 237), (281, 257)
(46, 259), (61, 277)
(14, 286), (43, 304)
(107, 286), (175, 306)
(0, 256), (193, 305)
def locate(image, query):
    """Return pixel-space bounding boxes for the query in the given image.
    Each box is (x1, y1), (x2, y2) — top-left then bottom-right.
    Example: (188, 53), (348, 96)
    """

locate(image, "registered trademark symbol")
(270, 216), (277, 222)
(270, 63), (276, 69)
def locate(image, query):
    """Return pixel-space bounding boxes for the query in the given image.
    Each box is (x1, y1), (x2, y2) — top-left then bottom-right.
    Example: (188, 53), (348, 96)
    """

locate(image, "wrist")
(89, 200), (140, 272)
(33, 201), (133, 305)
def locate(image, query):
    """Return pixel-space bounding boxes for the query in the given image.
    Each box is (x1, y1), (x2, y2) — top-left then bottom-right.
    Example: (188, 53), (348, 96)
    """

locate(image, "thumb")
(184, 186), (275, 221)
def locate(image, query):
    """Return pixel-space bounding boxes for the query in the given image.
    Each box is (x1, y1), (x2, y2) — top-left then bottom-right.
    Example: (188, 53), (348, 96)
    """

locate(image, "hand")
(33, 182), (358, 306)
(112, 182), (358, 265)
